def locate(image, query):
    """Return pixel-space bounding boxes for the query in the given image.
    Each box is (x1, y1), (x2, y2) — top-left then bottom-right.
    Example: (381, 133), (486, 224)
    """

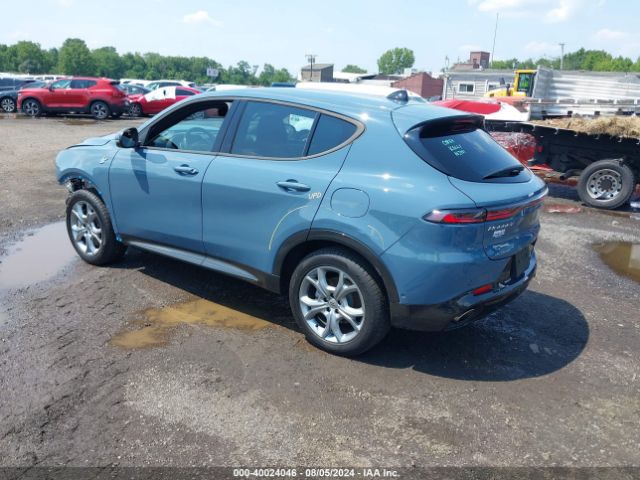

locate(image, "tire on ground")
(577, 159), (636, 210)
(22, 98), (42, 117)
(90, 101), (110, 120)
(65, 189), (126, 265)
(288, 247), (390, 356)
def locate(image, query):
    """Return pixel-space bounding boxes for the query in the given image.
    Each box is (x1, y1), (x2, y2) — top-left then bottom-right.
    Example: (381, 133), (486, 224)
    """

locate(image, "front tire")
(289, 248), (390, 356)
(577, 159), (636, 209)
(66, 190), (126, 265)
(22, 98), (42, 117)
(128, 102), (142, 117)
(90, 101), (110, 120)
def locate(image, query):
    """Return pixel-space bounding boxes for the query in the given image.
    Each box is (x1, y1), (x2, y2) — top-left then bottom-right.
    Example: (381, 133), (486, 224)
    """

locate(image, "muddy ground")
(0, 116), (639, 470)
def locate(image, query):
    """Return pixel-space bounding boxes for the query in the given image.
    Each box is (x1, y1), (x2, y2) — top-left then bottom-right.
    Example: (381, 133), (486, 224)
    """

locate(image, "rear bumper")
(109, 100), (129, 115)
(390, 253), (536, 331)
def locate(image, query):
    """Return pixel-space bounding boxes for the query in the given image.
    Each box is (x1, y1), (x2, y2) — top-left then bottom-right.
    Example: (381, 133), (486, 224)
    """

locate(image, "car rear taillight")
(425, 198), (543, 224)
(425, 209), (486, 224)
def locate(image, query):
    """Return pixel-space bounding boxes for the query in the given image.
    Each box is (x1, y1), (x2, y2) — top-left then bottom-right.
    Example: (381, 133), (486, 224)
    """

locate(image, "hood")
(69, 133), (119, 148)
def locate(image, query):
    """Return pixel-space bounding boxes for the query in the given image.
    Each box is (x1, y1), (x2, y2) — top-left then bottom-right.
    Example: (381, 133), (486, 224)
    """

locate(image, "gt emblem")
(308, 192), (322, 200)
(492, 228), (506, 238)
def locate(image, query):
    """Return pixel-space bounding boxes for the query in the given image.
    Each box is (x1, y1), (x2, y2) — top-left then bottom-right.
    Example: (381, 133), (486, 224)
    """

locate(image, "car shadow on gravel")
(358, 290), (589, 381)
(116, 249), (588, 382)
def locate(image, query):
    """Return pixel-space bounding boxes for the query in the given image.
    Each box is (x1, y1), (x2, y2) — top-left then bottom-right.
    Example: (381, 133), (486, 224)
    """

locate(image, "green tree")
(377, 47), (415, 75)
(14, 41), (46, 73)
(258, 63), (293, 85)
(92, 46), (122, 78)
(342, 64), (367, 74)
(58, 38), (95, 75)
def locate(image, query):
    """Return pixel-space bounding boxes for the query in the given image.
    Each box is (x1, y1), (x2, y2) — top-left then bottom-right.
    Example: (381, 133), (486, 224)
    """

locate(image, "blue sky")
(4, 0), (639, 75)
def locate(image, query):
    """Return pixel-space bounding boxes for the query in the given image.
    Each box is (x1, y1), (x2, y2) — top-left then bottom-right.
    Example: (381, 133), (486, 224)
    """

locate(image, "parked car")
(0, 80), (46, 113)
(18, 77), (129, 120)
(127, 86), (201, 116)
(55, 88), (546, 355)
(0, 77), (35, 93)
(118, 83), (150, 96)
(146, 79), (196, 90)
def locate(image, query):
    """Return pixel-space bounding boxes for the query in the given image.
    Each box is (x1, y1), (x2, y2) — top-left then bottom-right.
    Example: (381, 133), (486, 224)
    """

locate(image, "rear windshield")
(404, 116), (530, 183)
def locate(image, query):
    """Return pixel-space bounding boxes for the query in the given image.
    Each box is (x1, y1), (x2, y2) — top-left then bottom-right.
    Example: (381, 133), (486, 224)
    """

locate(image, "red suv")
(18, 77), (129, 120)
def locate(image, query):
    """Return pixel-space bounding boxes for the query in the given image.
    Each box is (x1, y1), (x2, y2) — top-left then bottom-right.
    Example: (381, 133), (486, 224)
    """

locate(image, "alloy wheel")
(586, 168), (623, 200)
(91, 103), (108, 120)
(1, 98), (15, 113)
(23, 100), (40, 116)
(298, 266), (365, 344)
(69, 201), (103, 256)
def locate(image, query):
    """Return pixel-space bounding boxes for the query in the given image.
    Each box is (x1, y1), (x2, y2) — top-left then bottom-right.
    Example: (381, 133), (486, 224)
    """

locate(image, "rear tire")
(1, 96), (16, 113)
(577, 159), (636, 210)
(90, 101), (110, 120)
(289, 248), (390, 356)
(22, 98), (42, 117)
(66, 190), (126, 265)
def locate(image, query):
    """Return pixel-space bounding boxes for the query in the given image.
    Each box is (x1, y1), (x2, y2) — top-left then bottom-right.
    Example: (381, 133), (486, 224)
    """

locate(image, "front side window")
(51, 79), (71, 90)
(231, 101), (317, 158)
(147, 101), (231, 153)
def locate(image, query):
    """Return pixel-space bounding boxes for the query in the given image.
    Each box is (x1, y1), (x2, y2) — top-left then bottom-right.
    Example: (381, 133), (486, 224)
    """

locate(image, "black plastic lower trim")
(390, 266), (535, 332)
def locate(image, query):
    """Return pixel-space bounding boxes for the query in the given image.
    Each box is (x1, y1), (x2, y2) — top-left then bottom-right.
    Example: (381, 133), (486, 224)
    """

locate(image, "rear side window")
(231, 101), (317, 158)
(404, 116), (531, 183)
(308, 114), (357, 155)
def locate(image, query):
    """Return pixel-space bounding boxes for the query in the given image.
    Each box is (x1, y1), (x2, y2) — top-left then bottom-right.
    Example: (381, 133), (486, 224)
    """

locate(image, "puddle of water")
(110, 298), (271, 349)
(0, 222), (77, 292)
(593, 241), (640, 284)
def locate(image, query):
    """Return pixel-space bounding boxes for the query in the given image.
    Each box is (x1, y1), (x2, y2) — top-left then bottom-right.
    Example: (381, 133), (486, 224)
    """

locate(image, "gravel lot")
(0, 116), (639, 470)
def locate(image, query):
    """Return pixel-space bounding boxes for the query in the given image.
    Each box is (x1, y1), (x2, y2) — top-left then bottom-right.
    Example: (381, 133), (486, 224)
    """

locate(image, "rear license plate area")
(512, 245), (532, 279)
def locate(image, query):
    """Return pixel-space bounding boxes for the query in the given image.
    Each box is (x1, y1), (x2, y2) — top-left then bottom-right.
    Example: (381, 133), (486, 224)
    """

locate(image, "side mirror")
(118, 127), (139, 148)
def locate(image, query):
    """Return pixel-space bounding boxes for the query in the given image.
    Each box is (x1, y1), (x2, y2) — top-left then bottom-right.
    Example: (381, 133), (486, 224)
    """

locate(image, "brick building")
(392, 72), (444, 99)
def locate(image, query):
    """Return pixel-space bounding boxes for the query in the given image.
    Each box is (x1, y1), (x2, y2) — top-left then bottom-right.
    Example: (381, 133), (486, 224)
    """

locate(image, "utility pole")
(558, 43), (565, 70)
(490, 13), (499, 68)
(305, 54), (317, 82)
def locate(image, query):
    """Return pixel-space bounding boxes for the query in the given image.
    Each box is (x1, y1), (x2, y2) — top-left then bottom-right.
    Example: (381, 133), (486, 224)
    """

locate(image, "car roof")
(199, 87), (447, 120)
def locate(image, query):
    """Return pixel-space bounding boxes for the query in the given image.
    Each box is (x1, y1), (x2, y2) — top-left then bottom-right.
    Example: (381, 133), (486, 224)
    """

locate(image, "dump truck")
(484, 67), (640, 118)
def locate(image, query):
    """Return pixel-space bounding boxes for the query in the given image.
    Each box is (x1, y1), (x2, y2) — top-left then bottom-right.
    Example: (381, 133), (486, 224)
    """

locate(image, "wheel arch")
(275, 230), (399, 304)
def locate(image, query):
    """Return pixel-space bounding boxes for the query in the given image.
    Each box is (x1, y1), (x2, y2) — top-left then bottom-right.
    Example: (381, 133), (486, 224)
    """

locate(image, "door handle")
(276, 180), (310, 192)
(174, 165), (199, 175)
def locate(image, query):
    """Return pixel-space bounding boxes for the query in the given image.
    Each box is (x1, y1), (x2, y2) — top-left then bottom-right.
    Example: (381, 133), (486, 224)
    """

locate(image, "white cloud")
(182, 10), (223, 27)
(595, 28), (627, 41)
(469, 0), (596, 23)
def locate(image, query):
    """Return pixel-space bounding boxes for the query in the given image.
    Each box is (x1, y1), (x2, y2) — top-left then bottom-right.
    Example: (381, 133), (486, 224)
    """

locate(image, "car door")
(109, 99), (232, 253)
(202, 100), (361, 274)
(68, 79), (92, 108)
(44, 79), (71, 108)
